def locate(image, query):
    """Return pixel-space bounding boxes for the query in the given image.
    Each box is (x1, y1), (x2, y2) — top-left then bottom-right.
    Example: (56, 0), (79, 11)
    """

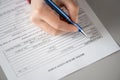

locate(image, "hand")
(30, 0), (79, 35)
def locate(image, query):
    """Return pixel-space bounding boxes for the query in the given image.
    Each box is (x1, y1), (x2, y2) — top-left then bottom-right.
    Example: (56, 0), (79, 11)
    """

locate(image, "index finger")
(36, 4), (78, 32)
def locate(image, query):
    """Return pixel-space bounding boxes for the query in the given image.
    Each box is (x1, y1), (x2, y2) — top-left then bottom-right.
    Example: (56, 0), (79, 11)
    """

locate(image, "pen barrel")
(72, 23), (83, 32)
(44, 0), (72, 23)
(44, 0), (84, 33)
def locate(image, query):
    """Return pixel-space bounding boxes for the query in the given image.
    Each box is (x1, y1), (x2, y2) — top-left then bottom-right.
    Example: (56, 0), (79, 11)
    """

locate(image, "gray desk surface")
(0, 0), (120, 80)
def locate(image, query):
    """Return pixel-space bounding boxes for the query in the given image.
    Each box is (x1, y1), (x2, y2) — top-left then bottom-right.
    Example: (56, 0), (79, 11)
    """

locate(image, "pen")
(44, 0), (87, 37)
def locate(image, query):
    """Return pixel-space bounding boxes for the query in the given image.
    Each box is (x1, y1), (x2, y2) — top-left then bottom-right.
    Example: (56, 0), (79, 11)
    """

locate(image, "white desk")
(0, 0), (120, 80)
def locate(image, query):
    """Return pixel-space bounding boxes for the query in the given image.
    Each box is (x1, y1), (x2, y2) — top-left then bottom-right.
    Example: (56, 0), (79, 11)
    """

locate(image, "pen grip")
(44, 0), (72, 23)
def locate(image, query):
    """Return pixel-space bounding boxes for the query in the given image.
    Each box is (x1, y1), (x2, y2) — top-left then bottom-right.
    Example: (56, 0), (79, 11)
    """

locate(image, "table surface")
(0, 0), (120, 80)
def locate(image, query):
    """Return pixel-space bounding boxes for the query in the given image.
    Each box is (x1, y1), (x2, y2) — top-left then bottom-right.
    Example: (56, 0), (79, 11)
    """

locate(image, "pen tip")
(81, 30), (88, 38)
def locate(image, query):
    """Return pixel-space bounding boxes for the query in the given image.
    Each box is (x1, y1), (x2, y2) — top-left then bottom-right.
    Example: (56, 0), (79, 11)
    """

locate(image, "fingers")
(62, 0), (79, 23)
(39, 5), (77, 32)
(31, 4), (77, 33)
(31, 16), (64, 36)
(30, 0), (78, 35)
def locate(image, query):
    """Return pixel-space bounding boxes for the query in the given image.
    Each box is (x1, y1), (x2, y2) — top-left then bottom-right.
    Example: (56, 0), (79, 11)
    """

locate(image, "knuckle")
(30, 16), (37, 23)
(51, 30), (59, 36)
(55, 25), (61, 30)
(73, 5), (79, 12)
(33, 8), (43, 17)
(55, 22), (62, 30)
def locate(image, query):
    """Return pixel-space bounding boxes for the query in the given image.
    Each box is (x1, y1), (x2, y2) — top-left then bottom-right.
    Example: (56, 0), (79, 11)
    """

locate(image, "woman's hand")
(30, 0), (79, 35)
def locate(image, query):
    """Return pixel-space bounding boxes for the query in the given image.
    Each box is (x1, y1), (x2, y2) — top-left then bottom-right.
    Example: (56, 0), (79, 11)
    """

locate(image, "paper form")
(0, 0), (119, 80)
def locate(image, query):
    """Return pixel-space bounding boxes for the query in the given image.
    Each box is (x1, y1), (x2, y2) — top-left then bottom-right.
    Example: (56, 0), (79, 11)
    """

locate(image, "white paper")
(0, 0), (119, 80)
